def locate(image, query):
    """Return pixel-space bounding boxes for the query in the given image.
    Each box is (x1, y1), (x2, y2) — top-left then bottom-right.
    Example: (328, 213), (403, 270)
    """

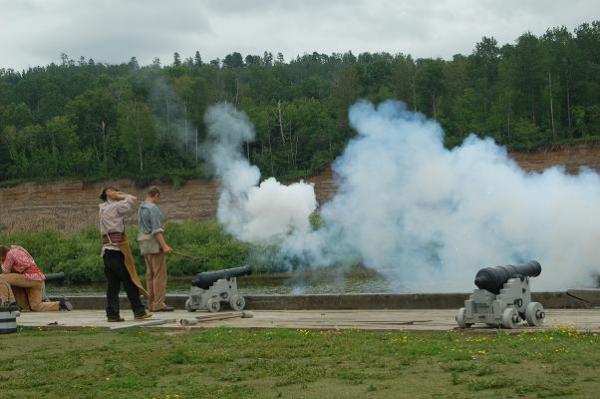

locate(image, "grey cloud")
(1, 0), (211, 68)
(0, 0), (597, 70)
(204, 0), (362, 17)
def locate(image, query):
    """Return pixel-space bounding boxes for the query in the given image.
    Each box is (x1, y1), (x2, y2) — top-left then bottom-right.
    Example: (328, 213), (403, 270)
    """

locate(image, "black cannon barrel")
(44, 272), (65, 284)
(474, 261), (541, 294)
(192, 265), (252, 289)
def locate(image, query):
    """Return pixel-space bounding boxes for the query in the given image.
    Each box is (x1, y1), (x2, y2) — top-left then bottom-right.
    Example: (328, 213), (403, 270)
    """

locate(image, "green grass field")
(1, 327), (599, 398)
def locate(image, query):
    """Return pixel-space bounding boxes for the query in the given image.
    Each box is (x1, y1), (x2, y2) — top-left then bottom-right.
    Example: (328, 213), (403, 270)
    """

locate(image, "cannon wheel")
(229, 294), (246, 311)
(501, 308), (519, 329)
(207, 298), (221, 313)
(525, 302), (545, 327)
(184, 298), (196, 312)
(455, 308), (472, 328)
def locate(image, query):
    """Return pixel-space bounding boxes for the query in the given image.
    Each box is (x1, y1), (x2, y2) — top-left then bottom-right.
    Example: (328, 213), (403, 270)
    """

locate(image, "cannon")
(185, 265), (252, 312)
(456, 261), (545, 329)
(44, 272), (65, 283)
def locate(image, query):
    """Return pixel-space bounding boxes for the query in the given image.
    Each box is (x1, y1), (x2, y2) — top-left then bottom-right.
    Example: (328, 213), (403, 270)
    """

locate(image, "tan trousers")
(0, 274), (60, 311)
(0, 279), (15, 303)
(144, 252), (167, 311)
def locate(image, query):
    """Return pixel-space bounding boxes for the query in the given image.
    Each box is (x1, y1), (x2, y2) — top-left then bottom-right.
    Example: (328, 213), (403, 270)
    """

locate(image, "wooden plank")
(110, 318), (177, 331)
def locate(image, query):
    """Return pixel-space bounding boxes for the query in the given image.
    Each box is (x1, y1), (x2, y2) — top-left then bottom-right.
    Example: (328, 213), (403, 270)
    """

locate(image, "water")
(47, 272), (393, 296)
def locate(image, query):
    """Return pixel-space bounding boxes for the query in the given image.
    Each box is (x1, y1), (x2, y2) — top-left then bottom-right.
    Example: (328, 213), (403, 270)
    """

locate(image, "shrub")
(0, 220), (252, 283)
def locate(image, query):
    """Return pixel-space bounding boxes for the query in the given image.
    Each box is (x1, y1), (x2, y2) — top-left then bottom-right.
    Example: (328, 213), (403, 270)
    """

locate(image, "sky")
(0, 0), (597, 70)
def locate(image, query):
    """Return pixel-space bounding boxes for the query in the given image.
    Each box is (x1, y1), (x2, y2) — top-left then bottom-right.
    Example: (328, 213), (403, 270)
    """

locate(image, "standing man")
(99, 187), (152, 322)
(0, 245), (72, 311)
(138, 186), (174, 312)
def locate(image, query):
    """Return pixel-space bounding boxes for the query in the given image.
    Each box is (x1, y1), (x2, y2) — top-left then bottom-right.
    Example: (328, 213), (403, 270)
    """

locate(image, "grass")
(1, 327), (599, 398)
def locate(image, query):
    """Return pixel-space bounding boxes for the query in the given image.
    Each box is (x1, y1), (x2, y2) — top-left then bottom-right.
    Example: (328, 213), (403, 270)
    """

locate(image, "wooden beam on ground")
(110, 318), (177, 332)
(180, 311), (254, 326)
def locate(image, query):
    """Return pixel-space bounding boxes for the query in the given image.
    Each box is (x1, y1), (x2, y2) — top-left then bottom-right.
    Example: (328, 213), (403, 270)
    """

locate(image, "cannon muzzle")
(474, 261), (541, 294)
(192, 265), (252, 290)
(45, 272), (65, 283)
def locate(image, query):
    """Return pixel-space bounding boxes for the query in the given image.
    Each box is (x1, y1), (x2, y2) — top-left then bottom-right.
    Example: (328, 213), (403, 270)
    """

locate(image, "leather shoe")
(59, 297), (73, 311)
(134, 311), (153, 320)
(156, 306), (174, 312)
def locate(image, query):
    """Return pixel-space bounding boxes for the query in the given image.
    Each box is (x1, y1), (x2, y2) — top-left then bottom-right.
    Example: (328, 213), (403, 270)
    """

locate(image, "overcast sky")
(0, 0), (597, 70)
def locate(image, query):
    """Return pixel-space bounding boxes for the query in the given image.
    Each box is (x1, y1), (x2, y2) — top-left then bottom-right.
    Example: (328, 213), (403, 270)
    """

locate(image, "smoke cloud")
(205, 100), (600, 292)
(204, 103), (317, 243)
(149, 78), (198, 158)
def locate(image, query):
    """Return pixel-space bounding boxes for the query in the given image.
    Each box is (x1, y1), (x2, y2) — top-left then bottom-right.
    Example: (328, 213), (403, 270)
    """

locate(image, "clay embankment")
(0, 170), (336, 233)
(508, 143), (600, 173)
(1, 144), (598, 233)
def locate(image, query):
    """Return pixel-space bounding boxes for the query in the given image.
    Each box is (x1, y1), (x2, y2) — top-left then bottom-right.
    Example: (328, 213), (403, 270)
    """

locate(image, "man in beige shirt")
(138, 186), (173, 312)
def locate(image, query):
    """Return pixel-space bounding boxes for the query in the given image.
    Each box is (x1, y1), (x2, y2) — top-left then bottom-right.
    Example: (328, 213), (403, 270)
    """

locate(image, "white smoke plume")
(311, 100), (600, 291)
(204, 102), (317, 243)
(206, 100), (600, 292)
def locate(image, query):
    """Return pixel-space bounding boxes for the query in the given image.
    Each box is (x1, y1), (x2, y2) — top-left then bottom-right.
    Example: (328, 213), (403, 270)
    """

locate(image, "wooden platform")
(15, 309), (600, 333)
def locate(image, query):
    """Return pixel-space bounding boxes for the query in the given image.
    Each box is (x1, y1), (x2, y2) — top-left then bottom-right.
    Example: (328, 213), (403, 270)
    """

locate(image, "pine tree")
(194, 51), (203, 67)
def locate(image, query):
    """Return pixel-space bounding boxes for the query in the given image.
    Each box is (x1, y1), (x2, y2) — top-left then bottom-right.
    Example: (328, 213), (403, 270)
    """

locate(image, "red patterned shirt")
(1, 245), (46, 281)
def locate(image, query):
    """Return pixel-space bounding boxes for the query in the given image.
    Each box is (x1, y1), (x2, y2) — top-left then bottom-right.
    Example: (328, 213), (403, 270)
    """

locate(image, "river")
(48, 271), (393, 296)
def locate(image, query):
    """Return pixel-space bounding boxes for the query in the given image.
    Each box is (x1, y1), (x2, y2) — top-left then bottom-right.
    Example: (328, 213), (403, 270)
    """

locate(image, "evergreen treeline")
(1, 22), (599, 182)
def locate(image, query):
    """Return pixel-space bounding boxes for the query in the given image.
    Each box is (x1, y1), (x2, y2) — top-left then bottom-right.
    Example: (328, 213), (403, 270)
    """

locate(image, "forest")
(0, 21), (599, 183)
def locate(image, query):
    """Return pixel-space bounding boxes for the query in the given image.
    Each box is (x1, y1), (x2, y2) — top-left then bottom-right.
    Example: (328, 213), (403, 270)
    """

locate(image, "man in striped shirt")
(99, 186), (152, 322)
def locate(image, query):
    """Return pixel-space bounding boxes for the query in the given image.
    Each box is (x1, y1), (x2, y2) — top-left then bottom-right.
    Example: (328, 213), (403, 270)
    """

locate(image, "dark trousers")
(103, 249), (146, 318)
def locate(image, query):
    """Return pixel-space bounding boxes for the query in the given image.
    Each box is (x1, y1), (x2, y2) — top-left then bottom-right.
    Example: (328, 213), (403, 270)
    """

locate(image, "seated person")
(0, 245), (72, 311)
